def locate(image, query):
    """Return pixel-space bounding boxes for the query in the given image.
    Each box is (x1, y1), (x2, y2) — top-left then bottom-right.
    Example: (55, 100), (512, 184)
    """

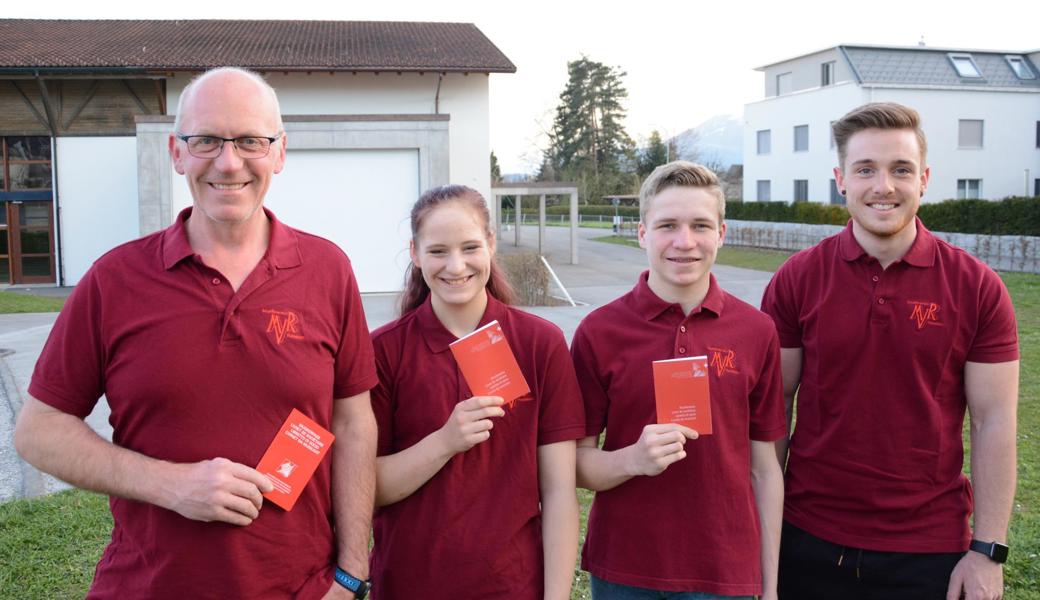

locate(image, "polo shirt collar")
(417, 292), (509, 354)
(630, 270), (724, 321)
(161, 206), (303, 271)
(837, 216), (936, 268)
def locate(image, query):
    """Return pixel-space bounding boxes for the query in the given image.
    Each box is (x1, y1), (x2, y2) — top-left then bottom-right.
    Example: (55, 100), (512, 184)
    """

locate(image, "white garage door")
(265, 148), (419, 293)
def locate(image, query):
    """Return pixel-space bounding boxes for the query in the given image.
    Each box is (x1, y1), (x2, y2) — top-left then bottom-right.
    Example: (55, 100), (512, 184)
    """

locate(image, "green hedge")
(917, 197), (1040, 236)
(504, 197), (1040, 236)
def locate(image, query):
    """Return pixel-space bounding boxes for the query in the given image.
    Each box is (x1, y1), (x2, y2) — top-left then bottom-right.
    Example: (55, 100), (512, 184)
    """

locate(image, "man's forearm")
(331, 394), (378, 577)
(15, 396), (171, 505)
(751, 442), (784, 598)
(969, 413), (1016, 543)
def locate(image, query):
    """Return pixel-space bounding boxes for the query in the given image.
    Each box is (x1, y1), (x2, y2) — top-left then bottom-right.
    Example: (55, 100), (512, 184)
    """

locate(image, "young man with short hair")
(573, 161), (786, 599)
(761, 102), (1019, 600)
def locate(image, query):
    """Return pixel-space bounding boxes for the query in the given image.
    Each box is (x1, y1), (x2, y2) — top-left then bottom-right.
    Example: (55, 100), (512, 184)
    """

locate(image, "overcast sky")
(7, 0), (1040, 172)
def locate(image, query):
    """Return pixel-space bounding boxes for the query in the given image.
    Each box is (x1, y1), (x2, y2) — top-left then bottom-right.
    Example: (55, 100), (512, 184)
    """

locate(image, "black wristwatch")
(969, 539), (1009, 564)
(333, 566), (371, 599)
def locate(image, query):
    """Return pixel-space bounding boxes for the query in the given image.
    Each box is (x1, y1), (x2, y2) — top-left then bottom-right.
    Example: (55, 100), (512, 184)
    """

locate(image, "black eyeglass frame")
(174, 133), (284, 159)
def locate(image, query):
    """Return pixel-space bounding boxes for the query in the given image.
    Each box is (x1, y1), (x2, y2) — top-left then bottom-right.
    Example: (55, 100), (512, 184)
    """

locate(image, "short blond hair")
(639, 161), (725, 223)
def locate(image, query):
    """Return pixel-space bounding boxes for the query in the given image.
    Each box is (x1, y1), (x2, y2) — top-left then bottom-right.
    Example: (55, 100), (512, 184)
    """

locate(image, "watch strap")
(334, 566), (371, 599)
(969, 539), (1009, 564)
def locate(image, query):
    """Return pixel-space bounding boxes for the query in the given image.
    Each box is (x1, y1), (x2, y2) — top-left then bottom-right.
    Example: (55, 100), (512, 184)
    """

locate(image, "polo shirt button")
(679, 347), (687, 354)
(211, 278), (221, 285)
(680, 326), (687, 333)
(872, 275), (879, 282)
(878, 297), (885, 304)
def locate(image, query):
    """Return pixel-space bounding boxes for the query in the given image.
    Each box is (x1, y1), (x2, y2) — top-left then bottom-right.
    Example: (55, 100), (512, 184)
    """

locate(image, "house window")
(757, 130), (771, 155)
(776, 72), (792, 95)
(948, 53), (982, 78)
(1006, 56), (1037, 80)
(757, 180), (771, 201)
(957, 179), (982, 200)
(794, 179), (809, 202)
(794, 125), (809, 152)
(830, 179), (844, 205)
(958, 120), (984, 148)
(821, 61), (835, 86)
(1034, 178), (1039, 197)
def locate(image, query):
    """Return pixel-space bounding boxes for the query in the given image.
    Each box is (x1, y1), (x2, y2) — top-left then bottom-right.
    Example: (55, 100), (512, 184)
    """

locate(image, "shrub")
(504, 197), (1040, 236)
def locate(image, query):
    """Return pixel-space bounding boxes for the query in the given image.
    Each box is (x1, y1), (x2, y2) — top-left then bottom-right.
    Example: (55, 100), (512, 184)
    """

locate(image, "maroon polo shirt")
(571, 272), (786, 596)
(761, 218), (1019, 553)
(29, 207), (377, 600)
(369, 294), (585, 600)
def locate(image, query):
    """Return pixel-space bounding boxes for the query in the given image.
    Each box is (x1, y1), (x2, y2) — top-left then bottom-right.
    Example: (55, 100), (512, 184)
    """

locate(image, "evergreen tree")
(490, 151), (502, 183)
(543, 57), (637, 202)
(637, 130), (670, 178)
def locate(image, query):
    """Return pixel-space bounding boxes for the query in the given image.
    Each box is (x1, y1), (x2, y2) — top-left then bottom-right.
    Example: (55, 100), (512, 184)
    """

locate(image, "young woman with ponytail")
(367, 185), (585, 600)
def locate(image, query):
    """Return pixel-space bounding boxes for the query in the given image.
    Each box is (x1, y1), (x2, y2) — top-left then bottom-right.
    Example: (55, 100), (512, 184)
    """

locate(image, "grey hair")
(173, 67), (283, 133)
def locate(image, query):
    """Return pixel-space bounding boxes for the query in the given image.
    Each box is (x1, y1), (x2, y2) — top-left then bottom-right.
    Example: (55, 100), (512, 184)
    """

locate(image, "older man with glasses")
(15, 67), (378, 600)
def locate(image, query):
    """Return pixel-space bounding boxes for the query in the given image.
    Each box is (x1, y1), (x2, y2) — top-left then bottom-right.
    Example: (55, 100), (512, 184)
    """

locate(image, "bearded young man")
(761, 102), (1019, 600)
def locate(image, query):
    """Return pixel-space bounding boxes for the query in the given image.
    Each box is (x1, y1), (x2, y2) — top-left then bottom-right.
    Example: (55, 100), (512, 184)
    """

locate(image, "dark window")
(794, 179), (809, 202)
(794, 125), (809, 152)
(757, 180), (771, 201)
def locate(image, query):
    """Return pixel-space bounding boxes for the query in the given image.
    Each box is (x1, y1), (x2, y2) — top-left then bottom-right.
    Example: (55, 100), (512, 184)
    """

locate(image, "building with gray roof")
(743, 44), (1040, 204)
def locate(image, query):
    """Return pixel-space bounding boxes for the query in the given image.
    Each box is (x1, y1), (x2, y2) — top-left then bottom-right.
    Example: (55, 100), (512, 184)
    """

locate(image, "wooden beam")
(62, 79), (102, 130)
(121, 79), (150, 115)
(35, 77), (58, 136)
(9, 81), (51, 131)
(153, 79), (166, 115)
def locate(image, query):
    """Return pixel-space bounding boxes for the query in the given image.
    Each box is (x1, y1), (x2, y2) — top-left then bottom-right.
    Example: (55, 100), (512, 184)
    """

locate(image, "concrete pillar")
(570, 191), (579, 264)
(495, 194), (502, 239)
(538, 194), (546, 255)
(514, 195), (522, 247)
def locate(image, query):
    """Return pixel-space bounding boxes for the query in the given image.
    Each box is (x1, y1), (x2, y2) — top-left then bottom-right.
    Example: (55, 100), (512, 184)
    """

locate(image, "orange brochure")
(652, 356), (713, 435)
(256, 408), (335, 511)
(449, 320), (531, 408)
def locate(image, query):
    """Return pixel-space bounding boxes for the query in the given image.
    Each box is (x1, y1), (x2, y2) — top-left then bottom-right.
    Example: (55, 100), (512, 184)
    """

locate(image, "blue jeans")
(590, 575), (756, 600)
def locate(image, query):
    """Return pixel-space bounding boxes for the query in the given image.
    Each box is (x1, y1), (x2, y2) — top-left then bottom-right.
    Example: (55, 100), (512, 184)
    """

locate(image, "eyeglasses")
(175, 133), (283, 159)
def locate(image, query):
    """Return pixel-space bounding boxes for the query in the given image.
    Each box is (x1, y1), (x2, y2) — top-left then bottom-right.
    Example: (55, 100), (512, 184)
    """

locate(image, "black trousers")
(777, 521), (965, 600)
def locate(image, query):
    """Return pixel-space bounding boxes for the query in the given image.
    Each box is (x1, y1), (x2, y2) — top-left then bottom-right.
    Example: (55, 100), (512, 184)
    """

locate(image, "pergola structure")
(491, 182), (579, 264)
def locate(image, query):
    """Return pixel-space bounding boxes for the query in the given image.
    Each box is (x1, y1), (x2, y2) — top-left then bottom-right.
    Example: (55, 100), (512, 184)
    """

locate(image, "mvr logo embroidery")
(263, 309), (305, 344)
(708, 347), (738, 377)
(907, 301), (942, 330)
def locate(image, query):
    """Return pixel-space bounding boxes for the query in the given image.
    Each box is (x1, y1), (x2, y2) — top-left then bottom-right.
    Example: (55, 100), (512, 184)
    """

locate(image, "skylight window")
(948, 53), (982, 78)
(1005, 56), (1036, 80)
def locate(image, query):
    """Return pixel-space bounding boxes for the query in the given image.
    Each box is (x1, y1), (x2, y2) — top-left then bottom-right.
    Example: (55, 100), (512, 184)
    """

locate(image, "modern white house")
(742, 44), (1040, 205)
(0, 20), (514, 291)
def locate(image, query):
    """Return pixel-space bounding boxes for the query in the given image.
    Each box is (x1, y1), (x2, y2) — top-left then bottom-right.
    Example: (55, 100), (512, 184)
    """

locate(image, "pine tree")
(490, 151), (502, 183)
(637, 130), (670, 178)
(543, 57), (637, 202)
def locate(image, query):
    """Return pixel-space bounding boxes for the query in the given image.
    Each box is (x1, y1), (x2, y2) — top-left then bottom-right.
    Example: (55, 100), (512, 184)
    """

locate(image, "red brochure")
(449, 320), (531, 408)
(652, 356), (713, 435)
(256, 408), (335, 511)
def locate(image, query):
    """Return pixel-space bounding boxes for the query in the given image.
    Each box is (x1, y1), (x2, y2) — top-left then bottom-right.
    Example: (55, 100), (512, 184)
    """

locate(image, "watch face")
(992, 542), (1009, 563)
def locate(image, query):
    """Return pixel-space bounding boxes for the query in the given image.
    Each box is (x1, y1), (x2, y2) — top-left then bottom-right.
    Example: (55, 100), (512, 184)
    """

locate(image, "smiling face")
(638, 185), (726, 304)
(410, 200), (494, 314)
(169, 71), (286, 227)
(836, 127), (929, 244)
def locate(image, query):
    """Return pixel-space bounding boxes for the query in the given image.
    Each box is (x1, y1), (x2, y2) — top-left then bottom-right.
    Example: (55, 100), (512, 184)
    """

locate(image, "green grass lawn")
(0, 292), (66, 314)
(593, 234), (795, 272)
(1, 249), (1037, 599)
(0, 490), (110, 598)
